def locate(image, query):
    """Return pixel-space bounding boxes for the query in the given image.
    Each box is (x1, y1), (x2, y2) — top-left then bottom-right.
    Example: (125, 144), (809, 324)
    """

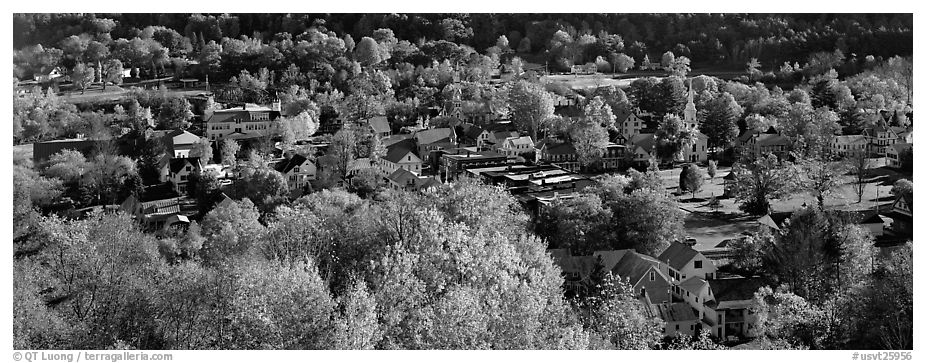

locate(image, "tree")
(189, 137), (213, 163)
(538, 194), (612, 255)
(102, 59), (124, 91)
(354, 37), (383, 68)
(71, 63), (95, 94)
(220, 139), (240, 166)
(752, 286), (833, 349)
(581, 274), (663, 349)
(660, 51), (676, 69)
(666, 56), (691, 78)
(699, 92), (743, 151)
(707, 160), (718, 180)
(610, 53), (634, 73)
(330, 278), (381, 349)
(732, 154), (792, 215)
(655, 114), (696, 164)
(508, 80), (554, 141)
(157, 96), (194, 130)
(200, 198), (265, 264)
(679, 164), (705, 198)
(891, 179), (912, 197)
(793, 153), (848, 208)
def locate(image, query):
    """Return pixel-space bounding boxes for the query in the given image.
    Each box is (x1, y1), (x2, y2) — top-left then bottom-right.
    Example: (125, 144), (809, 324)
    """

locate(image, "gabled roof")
(612, 251), (662, 286)
(737, 129), (763, 143)
(387, 168), (420, 185)
(757, 214), (781, 231)
(274, 154), (310, 174)
(367, 116), (390, 134)
(540, 141), (578, 156)
(382, 134), (414, 148)
(415, 128), (455, 145)
(593, 250), (632, 272)
(502, 136), (533, 147)
(169, 157), (201, 174)
(629, 133), (657, 152)
(891, 142), (912, 154)
(858, 211), (884, 224)
(655, 303), (699, 323)
(893, 191), (913, 211)
(754, 133), (790, 147)
(383, 140), (419, 164)
(708, 277), (767, 303)
(723, 170), (738, 180)
(657, 241), (700, 270)
(166, 129), (200, 146)
(419, 177), (442, 190)
(679, 276), (708, 293)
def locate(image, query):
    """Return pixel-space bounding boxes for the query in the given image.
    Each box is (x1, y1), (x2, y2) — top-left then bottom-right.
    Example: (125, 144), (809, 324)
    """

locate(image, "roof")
(708, 277), (767, 303)
(383, 140), (419, 164)
(737, 129), (763, 143)
(367, 116), (390, 134)
(679, 276), (708, 293)
(501, 136), (534, 147)
(206, 105), (280, 123)
(169, 157), (201, 174)
(891, 142), (912, 154)
(655, 303), (699, 323)
(757, 214), (781, 231)
(415, 128), (454, 145)
(723, 170), (738, 180)
(382, 134), (414, 148)
(858, 211), (884, 224)
(164, 214), (190, 226)
(629, 133), (657, 152)
(754, 133), (790, 147)
(387, 168), (420, 185)
(592, 250), (632, 272)
(540, 141), (578, 156)
(657, 241), (700, 270)
(612, 251), (661, 286)
(833, 135), (867, 144)
(166, 129), (200, 146)
(274, 154), (310, 174)
(419, 177), (442, 190)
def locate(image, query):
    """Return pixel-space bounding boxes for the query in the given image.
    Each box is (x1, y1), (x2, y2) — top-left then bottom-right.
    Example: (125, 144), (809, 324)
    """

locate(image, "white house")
(378, 140), (422, 177)
(158, 157), (202, 195)
(657, 241), (718, 283)
(830, 135), (868, 158)
(205, 103), (282, 141)
(274, 153), (316, 191)
(495, 136), (534, 157)
(162, 129), (200, 158)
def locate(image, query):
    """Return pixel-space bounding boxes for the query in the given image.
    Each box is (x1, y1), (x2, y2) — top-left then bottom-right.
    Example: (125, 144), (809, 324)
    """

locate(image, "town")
(12, 13), (913, 351)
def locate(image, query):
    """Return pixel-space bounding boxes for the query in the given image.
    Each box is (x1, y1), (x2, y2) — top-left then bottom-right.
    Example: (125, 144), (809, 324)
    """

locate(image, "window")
(695, 297), (699, 303)
(676, 324), (679, 330)
(649, 271), (655, 281)
(694, 260), (703, 269)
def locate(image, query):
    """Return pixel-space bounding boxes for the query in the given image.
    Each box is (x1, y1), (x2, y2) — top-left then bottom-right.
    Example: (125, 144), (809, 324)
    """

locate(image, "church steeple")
(684, 79), (697, 127)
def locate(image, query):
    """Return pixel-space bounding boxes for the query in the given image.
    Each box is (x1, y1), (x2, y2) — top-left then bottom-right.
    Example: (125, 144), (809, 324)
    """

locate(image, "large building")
(205, 103), (282, 141)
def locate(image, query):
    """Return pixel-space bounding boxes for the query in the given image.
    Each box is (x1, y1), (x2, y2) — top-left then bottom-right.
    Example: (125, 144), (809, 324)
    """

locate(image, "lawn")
(653, 165), (905, 251)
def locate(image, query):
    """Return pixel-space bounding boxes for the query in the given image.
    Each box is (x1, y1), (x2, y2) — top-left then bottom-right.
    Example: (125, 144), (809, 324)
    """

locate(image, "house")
(626, 133), (658, 167)
(570, 63), (597, 75)
(378, 140), (422, 177)
(364, 116), (392, 138)
(863, 117), (900, 156)
(886, 192), (912, 236)
(205, 103), (282, 141)
(611, 251), (674, 305)
(830, 135), (869, 158)
(741, 132), (791, 160)
(158, 157), (202, 194)
(414, 128), (457, 164)
(886, 142), (912, 168)
(655, 303), (701, 337)
(702, 277), (764, 340)
(494, 136), (534, 157)
(274, 153), (316, 191)
(896, 127), (913, 144)
(162, 129), (200, 158)
(120, 195), (191, 231)
(616, 109), (650, 139)
(386, 168), (441, 192)
(599, 143), (626, 170)
(475, 122), (520, 149)
(657, 241), (718, 283)
(33, 67), (64, 82)
(534, 140), (580, 172)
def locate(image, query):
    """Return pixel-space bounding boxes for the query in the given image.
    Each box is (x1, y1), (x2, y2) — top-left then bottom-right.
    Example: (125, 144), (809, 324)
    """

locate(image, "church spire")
(684, 78), (697, 126)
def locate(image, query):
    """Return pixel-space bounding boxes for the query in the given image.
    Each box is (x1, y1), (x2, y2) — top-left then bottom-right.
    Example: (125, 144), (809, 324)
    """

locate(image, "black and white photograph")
(8, 8), (917, 359)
